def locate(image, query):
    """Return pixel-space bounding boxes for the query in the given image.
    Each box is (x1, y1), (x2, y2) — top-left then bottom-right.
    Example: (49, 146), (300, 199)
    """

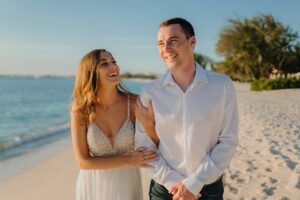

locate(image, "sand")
(0, 83), (299, 200)
(223, 83), (300, 199)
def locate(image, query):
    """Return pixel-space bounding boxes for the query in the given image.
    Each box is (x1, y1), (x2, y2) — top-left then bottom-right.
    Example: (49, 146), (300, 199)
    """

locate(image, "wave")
(0, 122), (70, 154)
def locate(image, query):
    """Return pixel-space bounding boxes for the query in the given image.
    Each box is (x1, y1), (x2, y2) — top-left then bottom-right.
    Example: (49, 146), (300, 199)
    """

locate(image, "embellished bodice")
(86, 96), (135, 157)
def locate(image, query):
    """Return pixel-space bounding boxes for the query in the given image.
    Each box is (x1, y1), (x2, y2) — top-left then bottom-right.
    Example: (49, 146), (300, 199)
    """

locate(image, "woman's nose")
(111, 63), (119, 69)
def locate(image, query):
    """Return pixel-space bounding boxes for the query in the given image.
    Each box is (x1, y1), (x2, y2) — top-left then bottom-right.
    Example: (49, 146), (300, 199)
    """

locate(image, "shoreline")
(0, 122), (70, 161)
(124, 77), (155, 83)
(0, 134), (71, 181)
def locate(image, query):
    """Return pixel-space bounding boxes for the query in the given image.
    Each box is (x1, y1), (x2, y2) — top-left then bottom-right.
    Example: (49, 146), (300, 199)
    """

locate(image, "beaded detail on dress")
(86, 95), (135, 157)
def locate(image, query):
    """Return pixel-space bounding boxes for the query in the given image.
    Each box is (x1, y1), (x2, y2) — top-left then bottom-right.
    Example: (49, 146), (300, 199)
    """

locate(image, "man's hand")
(170, 182), (201, 200)
(170, 182), (181, 195)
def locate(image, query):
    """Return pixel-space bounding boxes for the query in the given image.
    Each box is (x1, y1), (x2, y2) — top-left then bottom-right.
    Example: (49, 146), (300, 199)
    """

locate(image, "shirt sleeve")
(182, 79), (239, 196)
(135, 87), (185, 191)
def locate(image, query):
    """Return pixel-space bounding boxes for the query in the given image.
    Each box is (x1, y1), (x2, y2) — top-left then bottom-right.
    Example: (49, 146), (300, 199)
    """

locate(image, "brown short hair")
(160, 17), (195, 39)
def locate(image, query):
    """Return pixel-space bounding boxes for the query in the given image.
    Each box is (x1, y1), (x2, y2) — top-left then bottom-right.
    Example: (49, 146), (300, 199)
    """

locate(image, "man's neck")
(171, 62), (196, 92)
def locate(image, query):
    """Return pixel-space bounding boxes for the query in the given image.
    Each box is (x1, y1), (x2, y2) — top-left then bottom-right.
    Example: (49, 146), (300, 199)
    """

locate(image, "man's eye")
(170, 40), (177, 44)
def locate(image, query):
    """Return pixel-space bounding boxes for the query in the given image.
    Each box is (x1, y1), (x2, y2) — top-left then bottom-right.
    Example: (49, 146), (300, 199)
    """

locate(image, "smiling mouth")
(165, 54), (177, 61)
(108, 72), (119, 77)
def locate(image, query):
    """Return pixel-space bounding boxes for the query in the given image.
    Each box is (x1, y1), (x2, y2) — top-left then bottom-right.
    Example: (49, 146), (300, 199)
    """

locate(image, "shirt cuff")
(161, 172), (184, 192)
(182, 175), (204, 196)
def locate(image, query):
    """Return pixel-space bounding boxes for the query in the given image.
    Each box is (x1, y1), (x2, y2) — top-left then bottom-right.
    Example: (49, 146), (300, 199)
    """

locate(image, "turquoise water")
(0, 76), (145, 159)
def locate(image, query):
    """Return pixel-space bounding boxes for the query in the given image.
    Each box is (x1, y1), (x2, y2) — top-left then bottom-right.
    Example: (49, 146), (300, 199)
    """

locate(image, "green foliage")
(121, 72), (156, 79)
(194, 53), (213, 70)
(251, 78), (300, 91)
(216, 14), (300, 81)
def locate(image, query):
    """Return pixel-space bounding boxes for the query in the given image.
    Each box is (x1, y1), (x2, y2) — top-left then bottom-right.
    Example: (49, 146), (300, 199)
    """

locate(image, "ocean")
(0, 76), (146, 160)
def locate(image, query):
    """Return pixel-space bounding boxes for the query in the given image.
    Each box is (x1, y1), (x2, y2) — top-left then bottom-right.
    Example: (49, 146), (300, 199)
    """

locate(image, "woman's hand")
(135, 97), (160, 146)
(135, 97), (155, 131)
(127, 147), (159, 168)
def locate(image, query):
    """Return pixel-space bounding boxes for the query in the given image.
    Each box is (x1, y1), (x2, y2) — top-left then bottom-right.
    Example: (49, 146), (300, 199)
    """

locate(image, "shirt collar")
(193, 62), (208, 85)
(162, 62), (208, 87)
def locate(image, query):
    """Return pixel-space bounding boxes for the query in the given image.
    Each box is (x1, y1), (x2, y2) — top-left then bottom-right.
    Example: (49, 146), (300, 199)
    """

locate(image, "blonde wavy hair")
(72, 49), (130, 124)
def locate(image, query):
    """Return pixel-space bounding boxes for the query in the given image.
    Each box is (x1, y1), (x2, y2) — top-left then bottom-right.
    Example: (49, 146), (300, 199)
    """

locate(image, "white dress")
(76, 96), (143, 200)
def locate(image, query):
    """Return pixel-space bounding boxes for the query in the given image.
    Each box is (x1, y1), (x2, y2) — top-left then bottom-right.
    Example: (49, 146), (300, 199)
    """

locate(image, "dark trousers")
(149, 178), (224, 200)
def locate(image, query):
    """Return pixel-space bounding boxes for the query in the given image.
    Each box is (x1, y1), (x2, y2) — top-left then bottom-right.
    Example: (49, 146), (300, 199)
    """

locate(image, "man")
(135, 17), (239, 200)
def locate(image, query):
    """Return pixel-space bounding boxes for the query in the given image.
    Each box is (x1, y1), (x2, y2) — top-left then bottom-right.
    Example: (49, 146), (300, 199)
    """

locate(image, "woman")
(71, 49), (158, 200)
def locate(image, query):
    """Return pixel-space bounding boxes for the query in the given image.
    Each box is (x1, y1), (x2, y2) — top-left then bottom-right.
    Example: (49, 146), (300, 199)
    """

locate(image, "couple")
(71, 17), (239, 200)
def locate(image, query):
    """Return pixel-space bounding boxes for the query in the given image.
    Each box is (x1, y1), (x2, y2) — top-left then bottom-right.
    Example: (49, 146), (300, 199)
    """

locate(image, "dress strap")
(127, 95), (130, 119)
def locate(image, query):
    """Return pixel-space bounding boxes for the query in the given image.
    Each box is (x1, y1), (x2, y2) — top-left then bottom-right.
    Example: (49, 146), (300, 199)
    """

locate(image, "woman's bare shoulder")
(71, 102), (88, 126)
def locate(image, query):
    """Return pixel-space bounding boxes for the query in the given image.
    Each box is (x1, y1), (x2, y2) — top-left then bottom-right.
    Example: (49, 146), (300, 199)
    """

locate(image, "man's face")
(157, 24), (195, 70)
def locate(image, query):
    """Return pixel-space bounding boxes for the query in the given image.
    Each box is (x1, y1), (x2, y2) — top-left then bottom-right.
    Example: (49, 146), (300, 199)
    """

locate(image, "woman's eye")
(101, 62), (108, 67)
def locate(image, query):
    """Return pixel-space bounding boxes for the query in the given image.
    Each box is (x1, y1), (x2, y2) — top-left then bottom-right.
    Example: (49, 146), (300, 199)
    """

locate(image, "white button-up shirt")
(135, 63), (239, 196)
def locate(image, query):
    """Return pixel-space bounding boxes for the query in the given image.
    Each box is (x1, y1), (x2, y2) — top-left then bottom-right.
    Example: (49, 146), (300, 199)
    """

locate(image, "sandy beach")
(0, 83), (299, 200)
(224, 83), (300, 199)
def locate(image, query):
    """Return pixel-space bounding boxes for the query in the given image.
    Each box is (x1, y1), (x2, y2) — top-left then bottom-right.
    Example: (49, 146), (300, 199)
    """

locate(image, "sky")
(0, 0), (300, 76)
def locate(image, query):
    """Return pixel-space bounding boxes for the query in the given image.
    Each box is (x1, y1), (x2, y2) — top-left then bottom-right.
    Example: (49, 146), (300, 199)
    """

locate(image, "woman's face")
(97, 51), (121, 86)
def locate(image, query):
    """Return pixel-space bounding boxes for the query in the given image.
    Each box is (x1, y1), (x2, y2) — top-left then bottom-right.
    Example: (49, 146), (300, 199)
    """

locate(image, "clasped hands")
(170, 182), (201, 200)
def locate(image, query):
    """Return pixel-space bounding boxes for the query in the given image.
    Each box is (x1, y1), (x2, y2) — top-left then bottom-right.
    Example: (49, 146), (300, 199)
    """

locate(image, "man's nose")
(163, 43), (172, 52)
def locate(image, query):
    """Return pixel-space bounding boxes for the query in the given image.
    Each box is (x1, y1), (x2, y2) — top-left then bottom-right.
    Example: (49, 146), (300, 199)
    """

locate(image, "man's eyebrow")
(158, 36), (178, 42)
(168, 36), (178, 40)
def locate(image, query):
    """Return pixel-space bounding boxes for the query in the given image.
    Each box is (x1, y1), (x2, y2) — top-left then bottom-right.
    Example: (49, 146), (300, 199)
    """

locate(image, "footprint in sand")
(260, 179), (278, 196)
(269, 177), (278, 184)
(262, 186), (277, 196)
(265, 167), (272, 172)
(228, 184), (239, 194)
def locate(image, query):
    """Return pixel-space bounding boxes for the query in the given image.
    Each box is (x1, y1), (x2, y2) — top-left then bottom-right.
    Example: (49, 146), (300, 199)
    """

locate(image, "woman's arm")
(135, 97), (160, 147)
(71, 107), (158, 170)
